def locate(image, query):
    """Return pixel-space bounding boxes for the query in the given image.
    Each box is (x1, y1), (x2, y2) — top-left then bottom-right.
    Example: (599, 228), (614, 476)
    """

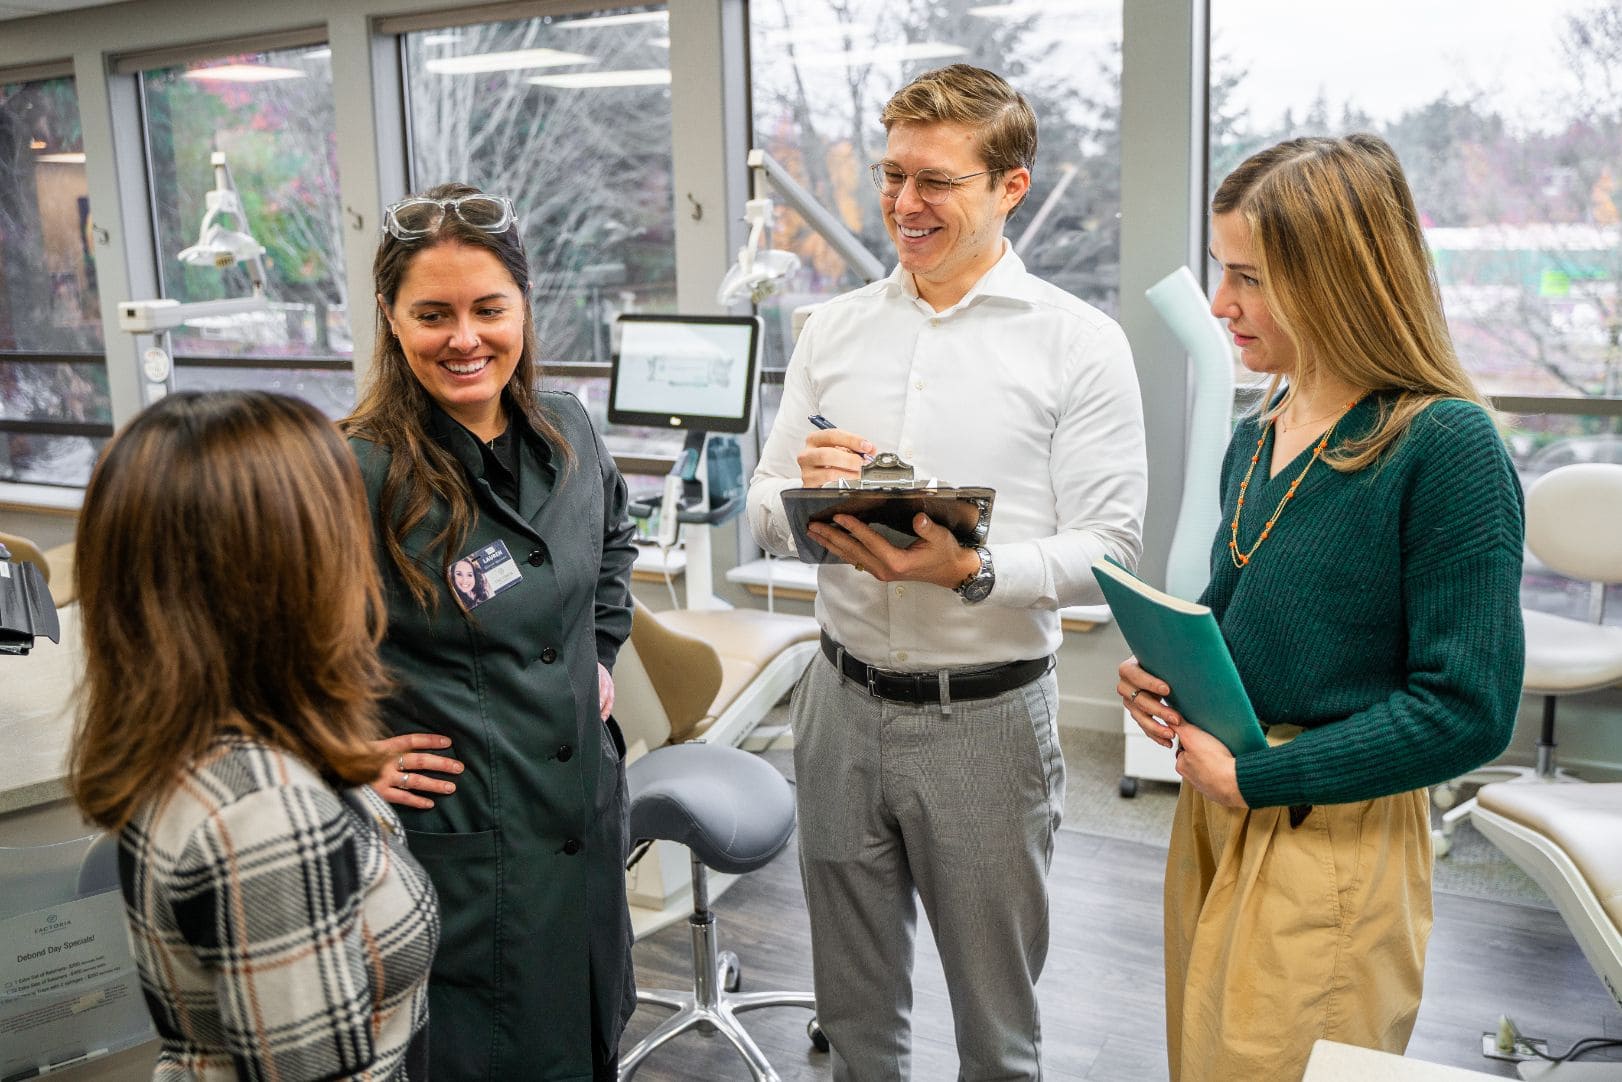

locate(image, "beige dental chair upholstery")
(1473, 781), (1622, 1013)
(1434, 463), (1622, 855)
(615, 598), (819, 753)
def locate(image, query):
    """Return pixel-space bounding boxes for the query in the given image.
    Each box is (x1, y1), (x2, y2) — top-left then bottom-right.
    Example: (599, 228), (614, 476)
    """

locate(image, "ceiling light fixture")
(426, 47), (594, 74)
(184, 64), (306, 83)
(528, 69), (670, 89)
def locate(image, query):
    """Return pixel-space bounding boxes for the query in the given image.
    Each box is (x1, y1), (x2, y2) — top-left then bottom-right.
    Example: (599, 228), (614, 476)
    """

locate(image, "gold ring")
(397, 755), (405, 771)
(1129, 689), (1141, 703)
(854, 564), (866, 574)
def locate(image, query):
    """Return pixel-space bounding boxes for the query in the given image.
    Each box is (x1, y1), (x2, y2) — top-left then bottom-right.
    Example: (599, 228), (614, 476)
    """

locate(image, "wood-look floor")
(622, 824), (1622, 1081)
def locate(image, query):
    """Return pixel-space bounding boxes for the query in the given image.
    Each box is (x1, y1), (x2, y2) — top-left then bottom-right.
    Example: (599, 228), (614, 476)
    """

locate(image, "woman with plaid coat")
(69, 391), (439, 1080)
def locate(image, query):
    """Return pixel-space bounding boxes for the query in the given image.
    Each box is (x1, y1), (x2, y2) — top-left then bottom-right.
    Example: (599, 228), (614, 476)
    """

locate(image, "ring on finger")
(397, 754), (405, 771)
(1129, 689), (1141, 703)
(854, 564), (866, 574)
(399, 772), (411, 786)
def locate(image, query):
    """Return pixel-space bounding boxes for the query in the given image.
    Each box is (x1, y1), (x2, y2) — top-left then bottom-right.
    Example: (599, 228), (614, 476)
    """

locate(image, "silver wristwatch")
(954, 545), (995, 603)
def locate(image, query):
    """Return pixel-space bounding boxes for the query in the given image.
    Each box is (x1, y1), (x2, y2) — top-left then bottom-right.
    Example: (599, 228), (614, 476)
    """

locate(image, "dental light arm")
(718, 150), (887, 306)
(749, 149), (885, 284)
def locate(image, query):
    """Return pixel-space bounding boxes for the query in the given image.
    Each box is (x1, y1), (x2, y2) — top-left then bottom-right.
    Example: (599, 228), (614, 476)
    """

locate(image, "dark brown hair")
(70, 391), (390, 830)
(1213, 133), (1488, 470)
(343, 181), (573, 609)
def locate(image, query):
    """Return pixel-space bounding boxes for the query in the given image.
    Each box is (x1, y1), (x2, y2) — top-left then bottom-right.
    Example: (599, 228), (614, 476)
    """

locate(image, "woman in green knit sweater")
(1117, 133), (1525, 1082)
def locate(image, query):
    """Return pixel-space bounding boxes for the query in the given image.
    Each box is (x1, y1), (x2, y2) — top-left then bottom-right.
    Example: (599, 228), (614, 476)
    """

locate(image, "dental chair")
(1473, 783), (1622, 1080)
(1433, 462), (1622, 856)
(1474, 782), (1622, 1012)
(617, 597), (816, 913)
(649, 603), (819, 749)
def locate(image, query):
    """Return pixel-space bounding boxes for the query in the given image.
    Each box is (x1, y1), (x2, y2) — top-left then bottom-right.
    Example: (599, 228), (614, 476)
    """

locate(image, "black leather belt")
(821, 632), (1052, 705)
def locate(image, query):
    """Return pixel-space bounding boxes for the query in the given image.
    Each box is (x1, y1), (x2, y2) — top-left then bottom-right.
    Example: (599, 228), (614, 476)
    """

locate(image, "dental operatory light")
(175, 152), (267, 280)
(717, 195), (801, 306)
(118, 151), (270, 345)
(718, 149), (893, 307)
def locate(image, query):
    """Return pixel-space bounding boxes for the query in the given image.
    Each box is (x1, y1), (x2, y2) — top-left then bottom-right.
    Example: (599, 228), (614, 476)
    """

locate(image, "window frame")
(0, 66), (114, 481)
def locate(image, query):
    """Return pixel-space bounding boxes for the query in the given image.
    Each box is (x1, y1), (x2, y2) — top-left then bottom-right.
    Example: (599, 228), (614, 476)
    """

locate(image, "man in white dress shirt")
(746, 64), (1147, 1081)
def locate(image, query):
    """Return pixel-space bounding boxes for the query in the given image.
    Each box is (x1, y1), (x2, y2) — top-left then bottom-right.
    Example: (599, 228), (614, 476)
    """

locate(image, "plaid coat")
(119, 736), (438, 1081)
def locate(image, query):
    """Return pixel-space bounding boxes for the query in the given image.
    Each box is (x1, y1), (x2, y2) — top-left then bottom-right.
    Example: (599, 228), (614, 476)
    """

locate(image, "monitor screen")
(609, 314), (760, 434)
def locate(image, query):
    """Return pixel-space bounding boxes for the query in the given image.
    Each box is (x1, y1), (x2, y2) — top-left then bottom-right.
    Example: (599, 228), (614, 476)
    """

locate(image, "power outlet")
(1482, 1032), (1550, 1063)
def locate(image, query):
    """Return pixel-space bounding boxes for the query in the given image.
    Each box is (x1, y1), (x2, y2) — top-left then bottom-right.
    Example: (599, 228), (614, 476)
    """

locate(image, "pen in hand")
(807, 414), (875, 462)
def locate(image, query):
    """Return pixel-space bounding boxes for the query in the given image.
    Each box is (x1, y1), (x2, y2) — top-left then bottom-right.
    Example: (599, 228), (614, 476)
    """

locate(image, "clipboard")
(780, 452), (996, 565)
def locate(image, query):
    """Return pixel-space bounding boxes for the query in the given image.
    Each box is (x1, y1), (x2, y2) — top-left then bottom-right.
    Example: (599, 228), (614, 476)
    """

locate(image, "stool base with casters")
(619, 852), (819, 1081)
(619, 742), (822, 1081)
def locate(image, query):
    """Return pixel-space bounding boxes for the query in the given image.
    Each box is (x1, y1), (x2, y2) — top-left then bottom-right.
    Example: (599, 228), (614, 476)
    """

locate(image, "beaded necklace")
(1228, 394), (1365, 569)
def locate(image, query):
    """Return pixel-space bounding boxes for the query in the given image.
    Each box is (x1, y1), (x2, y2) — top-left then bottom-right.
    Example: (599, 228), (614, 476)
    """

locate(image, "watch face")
(960, 578), (994, 602)
(957, 546), (993, 602)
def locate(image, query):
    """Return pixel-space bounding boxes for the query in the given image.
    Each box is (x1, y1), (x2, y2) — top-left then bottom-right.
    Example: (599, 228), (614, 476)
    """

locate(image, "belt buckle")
(866, 666), (879, 698)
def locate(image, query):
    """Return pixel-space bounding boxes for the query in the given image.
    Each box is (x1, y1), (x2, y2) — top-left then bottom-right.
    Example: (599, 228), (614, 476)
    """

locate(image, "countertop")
(2, 603), (81, 815)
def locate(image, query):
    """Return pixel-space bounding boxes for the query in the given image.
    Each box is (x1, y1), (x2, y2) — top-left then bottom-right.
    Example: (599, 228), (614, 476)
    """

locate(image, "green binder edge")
(1091, 556), (1268, 756)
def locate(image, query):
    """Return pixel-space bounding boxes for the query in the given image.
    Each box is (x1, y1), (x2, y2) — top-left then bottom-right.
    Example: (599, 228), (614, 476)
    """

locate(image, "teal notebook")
(1091, 557), (1268, 756)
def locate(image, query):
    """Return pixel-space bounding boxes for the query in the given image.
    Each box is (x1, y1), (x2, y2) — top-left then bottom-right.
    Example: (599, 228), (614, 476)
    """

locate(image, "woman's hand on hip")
(597, 662), (615, 721)
(371, 732), (463, 810)
(1173, 722), (1247, 809)
(1117, 656), (1181, 747)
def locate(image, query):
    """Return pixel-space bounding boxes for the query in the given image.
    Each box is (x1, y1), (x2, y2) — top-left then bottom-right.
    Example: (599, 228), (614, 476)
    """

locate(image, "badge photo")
(449, 539), (523, 610)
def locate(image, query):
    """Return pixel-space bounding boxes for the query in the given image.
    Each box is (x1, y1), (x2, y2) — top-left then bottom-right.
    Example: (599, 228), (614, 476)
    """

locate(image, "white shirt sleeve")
(983, 318), (1147, 609)
(746, 315), (819, 559)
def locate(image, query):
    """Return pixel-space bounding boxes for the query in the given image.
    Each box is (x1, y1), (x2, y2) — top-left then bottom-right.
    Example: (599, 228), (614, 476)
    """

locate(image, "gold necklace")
(1228, 394), (1364, 569)
(1277, 404), (1348, 434)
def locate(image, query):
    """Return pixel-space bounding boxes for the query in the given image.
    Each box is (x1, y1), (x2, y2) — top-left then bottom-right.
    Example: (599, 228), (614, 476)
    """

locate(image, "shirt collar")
(884, 239), (1038, 316)
(424, 399), (553, 476)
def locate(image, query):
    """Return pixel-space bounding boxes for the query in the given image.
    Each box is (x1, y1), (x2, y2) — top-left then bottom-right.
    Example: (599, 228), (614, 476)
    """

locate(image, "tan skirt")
(1163, 741), (1434, 1082)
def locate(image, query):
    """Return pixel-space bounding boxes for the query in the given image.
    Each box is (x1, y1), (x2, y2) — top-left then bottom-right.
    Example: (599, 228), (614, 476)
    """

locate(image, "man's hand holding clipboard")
(784, 415), (996, 588)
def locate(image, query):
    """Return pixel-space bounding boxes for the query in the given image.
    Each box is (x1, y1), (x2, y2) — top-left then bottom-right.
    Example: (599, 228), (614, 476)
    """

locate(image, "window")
(749, 0), (1126, 385)
(401, 6), (678, 460)
(0, 72), (110, 486)
(1208, 0), (1622, 622)
(137, 42), (353, 416)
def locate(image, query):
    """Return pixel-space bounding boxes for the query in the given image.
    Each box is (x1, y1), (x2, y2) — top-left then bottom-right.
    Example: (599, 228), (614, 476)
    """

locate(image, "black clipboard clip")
(780, 454), (995, 565)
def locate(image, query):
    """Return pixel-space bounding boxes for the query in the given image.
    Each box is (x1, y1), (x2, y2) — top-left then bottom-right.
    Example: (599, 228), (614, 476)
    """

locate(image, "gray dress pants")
(789, 652), (1066, 1082)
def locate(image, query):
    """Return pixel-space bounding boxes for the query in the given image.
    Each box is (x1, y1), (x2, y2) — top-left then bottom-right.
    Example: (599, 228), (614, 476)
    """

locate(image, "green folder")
(1091, 556), (1268, 756)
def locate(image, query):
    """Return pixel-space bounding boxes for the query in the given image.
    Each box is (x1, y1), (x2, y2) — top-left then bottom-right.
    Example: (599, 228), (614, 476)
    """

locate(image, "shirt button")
(562, 839), (582, 856)
(556, 744), (574, 762)
(915, 381), (924, 390)
(527, 547), (546, 566)
(896, 651), (908, 662)
(541, 647), (559, 664)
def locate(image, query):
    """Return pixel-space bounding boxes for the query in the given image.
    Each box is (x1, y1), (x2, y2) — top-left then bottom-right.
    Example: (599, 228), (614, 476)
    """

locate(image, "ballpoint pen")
(807, 414), (874, 462)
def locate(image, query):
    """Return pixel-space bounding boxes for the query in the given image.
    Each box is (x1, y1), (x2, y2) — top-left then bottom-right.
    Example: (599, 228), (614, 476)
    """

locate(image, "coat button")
(562, 839), (582, 855)
(527, 547), (546, 566)
(556, 744), (574, 762)
(541, 647), (559, 664)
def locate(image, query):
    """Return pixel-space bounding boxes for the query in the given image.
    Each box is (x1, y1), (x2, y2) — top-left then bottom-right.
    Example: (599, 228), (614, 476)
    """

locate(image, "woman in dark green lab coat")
(343, 184), (638, 1082)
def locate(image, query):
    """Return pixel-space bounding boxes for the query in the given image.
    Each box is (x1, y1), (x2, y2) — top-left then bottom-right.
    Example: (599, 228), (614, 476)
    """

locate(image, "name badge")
(449, 539), (523, 610)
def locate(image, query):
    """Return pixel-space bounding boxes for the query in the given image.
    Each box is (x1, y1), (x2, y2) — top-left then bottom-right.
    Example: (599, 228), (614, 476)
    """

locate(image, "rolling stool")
(620, 743), (823, 1081)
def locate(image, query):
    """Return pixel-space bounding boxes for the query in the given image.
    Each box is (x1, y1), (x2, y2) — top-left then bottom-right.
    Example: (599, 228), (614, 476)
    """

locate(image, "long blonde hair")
(1213, 133), (1489, 471)
(71, 392), (390, 831)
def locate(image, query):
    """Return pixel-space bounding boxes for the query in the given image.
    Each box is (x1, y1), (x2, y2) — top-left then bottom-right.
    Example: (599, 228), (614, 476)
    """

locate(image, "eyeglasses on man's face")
(868, 163), (997, 205)
(382, 194), (518, 241)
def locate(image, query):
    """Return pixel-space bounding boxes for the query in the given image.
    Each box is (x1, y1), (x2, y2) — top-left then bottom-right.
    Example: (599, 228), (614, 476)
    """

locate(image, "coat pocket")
(404, 827), (499, 993)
